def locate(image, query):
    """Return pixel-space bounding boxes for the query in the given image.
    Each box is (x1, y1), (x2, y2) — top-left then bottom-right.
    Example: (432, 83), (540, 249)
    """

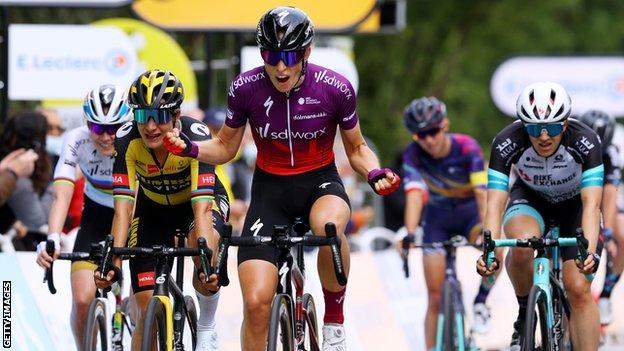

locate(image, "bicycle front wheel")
(523, 285), (552, 351)
(83, 298), (108, 351)
(267, 294), (294, 351)
(141, 297), (171, 351)
(302, 293), (320, 351)
(441, 281), (456, 351)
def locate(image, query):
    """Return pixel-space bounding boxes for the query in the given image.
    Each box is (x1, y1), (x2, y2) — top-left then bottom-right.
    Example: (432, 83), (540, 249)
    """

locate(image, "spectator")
(0, 111), (53, 249)
(0, 149), (38, 205)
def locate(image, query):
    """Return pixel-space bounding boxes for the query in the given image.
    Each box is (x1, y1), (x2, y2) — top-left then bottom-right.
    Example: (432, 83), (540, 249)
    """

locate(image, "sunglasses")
(133, 109), (174, 125)
(416, 127), (443, 139)
(524, 122), (565, 138)
(87, 122), (123, 136)
(260, 49), (305, 67)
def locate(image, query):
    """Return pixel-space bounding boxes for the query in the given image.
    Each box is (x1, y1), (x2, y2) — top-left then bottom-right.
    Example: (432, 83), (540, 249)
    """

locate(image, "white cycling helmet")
(83, 84), (132, 125)
(516, 82), (571, 124)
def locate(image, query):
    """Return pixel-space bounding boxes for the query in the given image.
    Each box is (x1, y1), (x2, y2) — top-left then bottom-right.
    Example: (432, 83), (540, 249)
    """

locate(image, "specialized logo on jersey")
(319, 182), (331, 189)
(313, 69), (353, 100)
(228, 72), (266, 97)
(190, 123), (211, 137)
(255, 123), (327, 140)
(116, 121), (133, 138)
(264, 96), (274, 117)
(250, 218), (264, 236)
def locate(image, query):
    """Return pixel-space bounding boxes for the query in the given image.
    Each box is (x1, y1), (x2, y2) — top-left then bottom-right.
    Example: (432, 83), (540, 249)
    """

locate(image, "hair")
(0, 111), (51, 194)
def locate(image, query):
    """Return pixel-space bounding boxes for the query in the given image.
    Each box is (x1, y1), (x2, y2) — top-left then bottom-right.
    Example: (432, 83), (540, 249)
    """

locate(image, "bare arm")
(483, 189), (509, 240)
(47, 182), (74, 234)
(339, 124), (380, 177)
(189, 200), (216, 262)
(581, 185), (602, 253)
(111, 199), (134, 267)
(602, 183), (618, 233)
(404, 190), (425, 234)
(195, 125), (246, 165)
(474, 187), (487, 223)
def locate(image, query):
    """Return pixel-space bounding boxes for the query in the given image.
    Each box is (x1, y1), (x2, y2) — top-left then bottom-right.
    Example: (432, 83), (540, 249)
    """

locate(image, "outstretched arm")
(164, 124), (246, 165)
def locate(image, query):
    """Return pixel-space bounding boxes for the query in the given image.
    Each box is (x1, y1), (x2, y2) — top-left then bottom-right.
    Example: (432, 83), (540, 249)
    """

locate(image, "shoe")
(322, 323), (347, 351)
(598, 297), (612, 325)
(472, 302), (491, 334)
(196, 329), (218, 351)
(509, 316), (524, 351)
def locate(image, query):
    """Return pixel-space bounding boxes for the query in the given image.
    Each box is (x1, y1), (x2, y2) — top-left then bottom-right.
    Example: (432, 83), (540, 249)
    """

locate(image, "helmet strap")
(286, 59), (307, 96)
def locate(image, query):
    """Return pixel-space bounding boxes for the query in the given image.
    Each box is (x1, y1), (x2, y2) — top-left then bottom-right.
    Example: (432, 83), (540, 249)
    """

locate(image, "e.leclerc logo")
(104, 48), (131, 76)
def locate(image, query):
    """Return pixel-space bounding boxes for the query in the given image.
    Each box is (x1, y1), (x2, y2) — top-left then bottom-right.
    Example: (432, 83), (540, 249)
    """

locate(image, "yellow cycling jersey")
(113, 116), (222, 206)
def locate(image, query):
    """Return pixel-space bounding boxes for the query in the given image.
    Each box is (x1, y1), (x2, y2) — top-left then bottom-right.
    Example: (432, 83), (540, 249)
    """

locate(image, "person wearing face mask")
(476, 82), (603, 350)
(35, 84), (132, 350)
(162, 7), (400, 350)
(38, 107), (66, 162)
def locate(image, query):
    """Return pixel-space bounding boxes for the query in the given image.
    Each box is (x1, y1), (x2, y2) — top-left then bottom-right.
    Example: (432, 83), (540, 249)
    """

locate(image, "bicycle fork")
(533, 254), (556, 348)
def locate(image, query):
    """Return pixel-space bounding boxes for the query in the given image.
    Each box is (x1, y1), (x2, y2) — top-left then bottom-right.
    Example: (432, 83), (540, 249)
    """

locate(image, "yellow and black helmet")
(128, 69), (184, 110)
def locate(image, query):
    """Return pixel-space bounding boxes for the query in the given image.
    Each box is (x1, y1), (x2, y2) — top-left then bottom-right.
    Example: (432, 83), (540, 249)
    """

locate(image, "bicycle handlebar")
(43, 240), (107, 295)
(215, 222), (348, 286)
(401, 235), (476, 278)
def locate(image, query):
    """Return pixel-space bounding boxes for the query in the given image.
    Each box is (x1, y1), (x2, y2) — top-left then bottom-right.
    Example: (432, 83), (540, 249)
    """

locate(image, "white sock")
(196, 290), (219, 331)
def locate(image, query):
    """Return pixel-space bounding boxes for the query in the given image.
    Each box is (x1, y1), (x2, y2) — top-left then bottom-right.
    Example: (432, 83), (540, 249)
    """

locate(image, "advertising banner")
(490, 56), (624, 117)
(9, 24), (139, 100)
(0, 0), (130, 6)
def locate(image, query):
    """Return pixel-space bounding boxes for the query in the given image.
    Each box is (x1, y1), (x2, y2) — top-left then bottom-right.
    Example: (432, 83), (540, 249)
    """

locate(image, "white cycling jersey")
(53, 126), (114, 208)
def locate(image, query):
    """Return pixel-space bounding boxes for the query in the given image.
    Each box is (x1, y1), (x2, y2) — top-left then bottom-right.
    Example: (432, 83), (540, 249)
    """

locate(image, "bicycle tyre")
(441, 281), (456, 351)
(83, 298), (108, 351)
(302, 293), (320, 351)
(141, 297), (170, 351)
(184, 295), (198, 350)
(267, 294), (294, 351)
(522, 285), (552, 351)
(551, 280), (572, 350)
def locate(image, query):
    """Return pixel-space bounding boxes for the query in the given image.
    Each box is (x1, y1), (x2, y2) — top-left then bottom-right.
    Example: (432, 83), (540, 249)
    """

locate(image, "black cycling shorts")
(71, 196), (114, 272)
(237, 162), (350, 266)
(129, 189), (229, 293)
(504, 181), (603, 261)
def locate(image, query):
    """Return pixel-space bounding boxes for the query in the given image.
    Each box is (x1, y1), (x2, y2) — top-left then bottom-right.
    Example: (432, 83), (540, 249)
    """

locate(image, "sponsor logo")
(532, 173), (576, 186)
(319, 182), (331, 189)
(226, 108), (233, 119)
(255, 123), (327, 140)
(495, 138), (518, 158)
(116, 121), (133, 138)
(155, 274), (166, 284)
(250, 218), (264, 236)
(277, 9), (289, 25)
(147, 164), (159, 174)
(313, 69), (353, 100)
(228, 72), (265, 97)
(575, 136), (595, 155)
(342, 111), (356, 123)
(554, 154), (564, 162)
(198, 174), (216, 187)
(517, 168), (532, 182)
(512, 199), (529, 204)
(137, 272), (154, 287)
(190, 123), (210, 137)
(522, 163), (544, 170)
(299, 97), (321, 105)
(113, 173), (129, 186)
(292, 112), (327, 121)
(264, 96), (274, 117)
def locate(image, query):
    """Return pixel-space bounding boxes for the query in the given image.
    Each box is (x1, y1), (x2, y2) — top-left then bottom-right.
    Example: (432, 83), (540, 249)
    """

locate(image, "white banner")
(490, 56), (624, 117)
(240, 46), (359, 93)
(9, 24), (139, 100)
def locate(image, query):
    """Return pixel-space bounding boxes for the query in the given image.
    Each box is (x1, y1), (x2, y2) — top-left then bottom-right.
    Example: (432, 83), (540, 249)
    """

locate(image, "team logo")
(190, 123), (210, 137)
(116, 121), (133, 138)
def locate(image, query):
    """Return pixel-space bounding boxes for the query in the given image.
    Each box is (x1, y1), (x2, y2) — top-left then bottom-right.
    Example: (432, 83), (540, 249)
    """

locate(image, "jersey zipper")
(286, 94), (295, 167)
(149, 148), (172, 206)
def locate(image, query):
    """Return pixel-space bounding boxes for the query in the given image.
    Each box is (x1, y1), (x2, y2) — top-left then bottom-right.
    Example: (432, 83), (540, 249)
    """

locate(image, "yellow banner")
(132, 0), (378, 31)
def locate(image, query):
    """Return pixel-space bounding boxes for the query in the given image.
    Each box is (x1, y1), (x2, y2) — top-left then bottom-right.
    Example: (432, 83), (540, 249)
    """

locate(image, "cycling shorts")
(129, 189), (229, 293)
(237, 162), (350, 266)
(503, 181), (603, 261)
(422, 200), (480, 255)
(71, 195), (115, 273)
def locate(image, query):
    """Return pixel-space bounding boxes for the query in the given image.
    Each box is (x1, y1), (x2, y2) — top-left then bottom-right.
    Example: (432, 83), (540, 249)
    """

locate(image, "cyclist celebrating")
(163, 6), (399, 350)
(94, 70), (229, 351)
(578, 109), (624, 325)
(36, 84), (131, 350)
(398, 97), (502, 348)
(476, 82), (603, 350)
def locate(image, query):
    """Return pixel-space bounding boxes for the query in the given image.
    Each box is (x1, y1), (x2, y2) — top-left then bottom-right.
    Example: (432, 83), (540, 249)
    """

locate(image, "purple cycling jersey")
(402, 133), (486, 207)
(226, 63), (358, 175)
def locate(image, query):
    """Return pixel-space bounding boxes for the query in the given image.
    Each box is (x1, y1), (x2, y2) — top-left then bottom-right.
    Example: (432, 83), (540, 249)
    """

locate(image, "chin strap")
(286, 59), (307, 96)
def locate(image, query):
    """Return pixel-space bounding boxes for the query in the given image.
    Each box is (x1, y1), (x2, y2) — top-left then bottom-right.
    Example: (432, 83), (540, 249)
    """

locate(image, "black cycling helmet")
(403, 97), (447, 133)
(128, 69), (184, 110)
(578, 109), (616, 149)
(256, 6), (314, 51)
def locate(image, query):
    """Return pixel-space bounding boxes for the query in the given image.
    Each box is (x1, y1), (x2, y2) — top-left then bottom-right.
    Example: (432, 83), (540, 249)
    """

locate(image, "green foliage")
(354, 0), (624, 162)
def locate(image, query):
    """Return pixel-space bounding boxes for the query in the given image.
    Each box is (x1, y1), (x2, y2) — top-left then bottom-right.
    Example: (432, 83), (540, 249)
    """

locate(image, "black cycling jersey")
(487, 119), (604, 203)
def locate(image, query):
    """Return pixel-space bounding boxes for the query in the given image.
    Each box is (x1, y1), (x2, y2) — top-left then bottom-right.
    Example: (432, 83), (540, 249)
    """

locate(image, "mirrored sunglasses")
(133, 109), (174, 125)
(260, 49), (305, 66)
(87, 122), (123, 135)
(524, 122), (565, 138)
(416, 127), (442, 139)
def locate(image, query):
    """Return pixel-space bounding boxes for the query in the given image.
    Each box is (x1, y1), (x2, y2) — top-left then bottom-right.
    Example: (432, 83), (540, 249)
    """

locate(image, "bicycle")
(44, 240), (133, 351)
(401, 235), (478, 351)
(105, 230), (213, 351)
(214, 218), (347, 351)
(482, 227), (592, 351)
